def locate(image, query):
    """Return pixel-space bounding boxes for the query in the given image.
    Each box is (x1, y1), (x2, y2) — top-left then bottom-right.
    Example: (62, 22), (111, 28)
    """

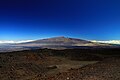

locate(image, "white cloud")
(91, 40), (120, 44)
(0, 40), (34, 44)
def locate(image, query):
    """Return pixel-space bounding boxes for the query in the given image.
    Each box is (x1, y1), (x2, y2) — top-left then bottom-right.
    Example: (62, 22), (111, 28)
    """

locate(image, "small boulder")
(47, 65), (57, 69)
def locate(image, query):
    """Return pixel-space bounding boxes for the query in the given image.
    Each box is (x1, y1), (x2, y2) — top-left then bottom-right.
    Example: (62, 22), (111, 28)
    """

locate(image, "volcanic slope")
(17, 36), (111, 49)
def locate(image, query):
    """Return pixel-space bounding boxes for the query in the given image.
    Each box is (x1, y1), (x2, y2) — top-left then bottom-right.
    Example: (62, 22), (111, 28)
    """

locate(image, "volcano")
(15, 36), (111, 49)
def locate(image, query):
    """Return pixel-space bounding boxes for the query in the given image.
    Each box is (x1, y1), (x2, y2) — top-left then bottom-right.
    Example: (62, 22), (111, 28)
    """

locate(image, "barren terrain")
(0, 48), (120, 80)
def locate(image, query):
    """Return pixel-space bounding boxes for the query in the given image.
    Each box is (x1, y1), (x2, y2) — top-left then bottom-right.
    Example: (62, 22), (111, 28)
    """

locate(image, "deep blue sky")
(0, 0), (120, 40)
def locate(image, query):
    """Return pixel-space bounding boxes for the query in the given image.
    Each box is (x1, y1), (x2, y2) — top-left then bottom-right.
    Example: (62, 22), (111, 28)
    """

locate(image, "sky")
(0, 0), (120, 41)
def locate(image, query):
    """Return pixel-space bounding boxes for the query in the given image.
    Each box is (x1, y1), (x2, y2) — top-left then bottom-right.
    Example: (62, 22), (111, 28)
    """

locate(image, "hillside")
(0, 37), (114, 52)
(15, 36), (112, 49)
(0, 48), (120, 80)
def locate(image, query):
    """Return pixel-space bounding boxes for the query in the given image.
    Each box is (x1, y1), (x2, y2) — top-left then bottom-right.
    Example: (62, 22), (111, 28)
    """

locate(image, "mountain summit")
(30, 36), (90, 44)
(16, 36), (111, 49)
(23, 36), (91, 46)
(0, 37), (113, 52)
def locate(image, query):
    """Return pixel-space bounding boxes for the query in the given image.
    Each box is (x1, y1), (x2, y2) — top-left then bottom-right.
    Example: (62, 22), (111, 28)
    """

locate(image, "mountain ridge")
(16, 36), (112, 48)
(0, 36), (117, 52)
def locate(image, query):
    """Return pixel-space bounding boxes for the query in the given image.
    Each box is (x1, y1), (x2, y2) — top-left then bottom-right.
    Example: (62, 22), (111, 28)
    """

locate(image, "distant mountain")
(0, 36), (117, 52)
(26, 36), (91, 45)
(14, 36), (112, 49)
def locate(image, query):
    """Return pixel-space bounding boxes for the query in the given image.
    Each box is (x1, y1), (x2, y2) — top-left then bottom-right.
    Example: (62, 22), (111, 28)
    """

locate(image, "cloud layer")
(0, 40), (34, 44)
(91, 40), (120, 44)
(1, 39), (120, 45)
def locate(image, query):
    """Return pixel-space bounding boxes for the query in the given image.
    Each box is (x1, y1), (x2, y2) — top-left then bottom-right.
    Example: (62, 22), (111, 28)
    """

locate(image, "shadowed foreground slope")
(43, 58), (120, 80)
(0, 48), (120, 80)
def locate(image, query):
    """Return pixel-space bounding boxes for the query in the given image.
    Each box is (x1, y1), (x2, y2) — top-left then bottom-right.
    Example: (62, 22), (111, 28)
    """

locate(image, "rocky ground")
(0, 49), (120, 80)
(0, 51), (98, 80)
(40, 58), (120, 80)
